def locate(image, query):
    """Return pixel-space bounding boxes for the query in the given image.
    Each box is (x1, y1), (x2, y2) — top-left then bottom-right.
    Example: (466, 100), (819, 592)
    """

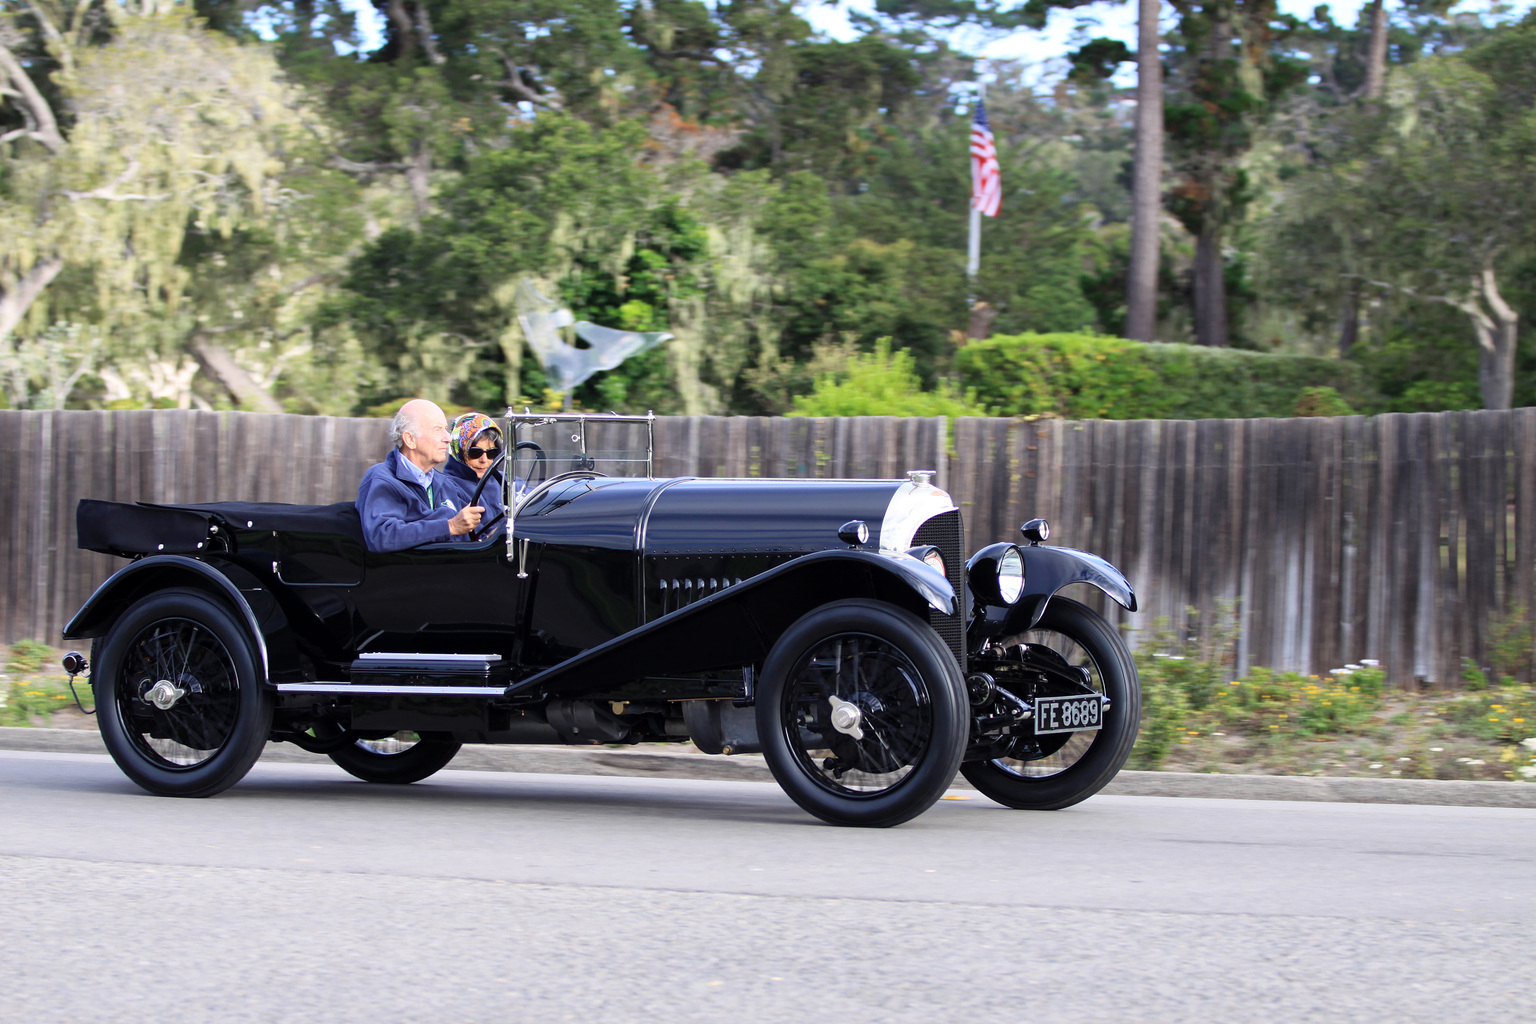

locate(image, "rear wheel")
(960, 597), (1140, 810)
(327, 732), (461, 784)
(757, 600), (968, 827)
(94, 589), (272, 797)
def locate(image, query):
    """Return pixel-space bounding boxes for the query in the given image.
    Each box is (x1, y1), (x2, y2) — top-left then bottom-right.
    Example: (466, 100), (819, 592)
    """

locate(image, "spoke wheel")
(961, 597), (1140, 810)
(759, 600), (967, 827)
(327, 731), (461, 784)
(94, 589), (271, 797)
(784, 636), (933, 795)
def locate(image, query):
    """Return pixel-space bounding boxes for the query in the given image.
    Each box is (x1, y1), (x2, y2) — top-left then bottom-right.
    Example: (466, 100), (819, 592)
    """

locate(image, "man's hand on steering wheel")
(448, 505), (484, 536)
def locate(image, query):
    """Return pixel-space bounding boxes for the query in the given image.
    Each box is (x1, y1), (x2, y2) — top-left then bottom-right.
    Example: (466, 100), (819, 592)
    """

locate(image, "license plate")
(1034, 694), (1103, 735)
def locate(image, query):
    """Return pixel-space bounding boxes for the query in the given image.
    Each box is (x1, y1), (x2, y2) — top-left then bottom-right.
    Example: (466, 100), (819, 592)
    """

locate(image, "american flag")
(970, 99), (1001, 218)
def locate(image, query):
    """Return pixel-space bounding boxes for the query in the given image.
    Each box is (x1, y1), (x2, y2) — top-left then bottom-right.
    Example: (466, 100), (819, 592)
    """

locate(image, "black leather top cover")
(76, 499), (361, 556)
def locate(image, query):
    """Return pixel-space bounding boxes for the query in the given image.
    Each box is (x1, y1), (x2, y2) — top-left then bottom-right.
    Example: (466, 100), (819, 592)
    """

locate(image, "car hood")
(516, 476), (955, 556)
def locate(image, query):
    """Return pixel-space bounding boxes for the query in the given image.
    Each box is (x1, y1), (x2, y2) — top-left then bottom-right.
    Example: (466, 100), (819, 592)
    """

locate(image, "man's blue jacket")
(356, 448), (463, 553)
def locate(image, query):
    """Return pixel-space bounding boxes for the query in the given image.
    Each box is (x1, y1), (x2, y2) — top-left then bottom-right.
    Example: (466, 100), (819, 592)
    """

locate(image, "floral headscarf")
(449, 412), (503, 463)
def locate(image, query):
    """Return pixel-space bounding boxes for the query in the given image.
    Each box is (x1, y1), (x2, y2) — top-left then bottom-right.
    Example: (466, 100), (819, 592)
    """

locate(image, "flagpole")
(966, 205), (981, 291)
(966, 82), (985, 305)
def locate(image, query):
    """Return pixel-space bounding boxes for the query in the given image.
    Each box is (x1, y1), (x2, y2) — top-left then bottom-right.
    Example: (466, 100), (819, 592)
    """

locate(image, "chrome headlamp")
(997, 545), (1023, 603)
(966, 543), (1026, 607)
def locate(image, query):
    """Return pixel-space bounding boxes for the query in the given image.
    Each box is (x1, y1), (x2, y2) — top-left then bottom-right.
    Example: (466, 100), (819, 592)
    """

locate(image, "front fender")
(968, 544), (1136, 646)
(510, 547), (954, 699)
(63, 555), (271, 680)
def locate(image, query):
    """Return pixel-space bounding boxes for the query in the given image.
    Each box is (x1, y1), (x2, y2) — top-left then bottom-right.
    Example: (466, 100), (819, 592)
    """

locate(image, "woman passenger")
(445, 412), (506, 525)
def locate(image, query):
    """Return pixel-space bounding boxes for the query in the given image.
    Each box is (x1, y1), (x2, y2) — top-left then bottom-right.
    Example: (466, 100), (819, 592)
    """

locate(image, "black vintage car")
(63, 412), (1140, 827)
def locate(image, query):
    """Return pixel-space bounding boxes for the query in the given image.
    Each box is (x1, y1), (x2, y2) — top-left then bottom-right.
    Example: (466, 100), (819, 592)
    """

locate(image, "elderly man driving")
(357, 399), (484, 552)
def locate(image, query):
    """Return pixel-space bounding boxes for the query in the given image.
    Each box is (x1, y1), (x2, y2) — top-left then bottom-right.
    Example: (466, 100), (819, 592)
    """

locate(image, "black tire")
(757, 599), (969, 827)
(93, 588), (273, 797)
(327, 732), (461, 784)
(960, 596), (1140, 810)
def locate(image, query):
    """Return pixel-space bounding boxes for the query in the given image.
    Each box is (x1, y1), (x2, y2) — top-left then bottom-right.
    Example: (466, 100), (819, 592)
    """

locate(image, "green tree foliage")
(3, 0), (1528, 417)
(956, 332), (1374, 419)
(1157, 1), (1308, 348)
(1, 3), (357, 410)
(790, 338), (990, 417)
(1260, 14), (1536, 409)
(320, 13), (1113, 415)
(329, 115), (800, 414)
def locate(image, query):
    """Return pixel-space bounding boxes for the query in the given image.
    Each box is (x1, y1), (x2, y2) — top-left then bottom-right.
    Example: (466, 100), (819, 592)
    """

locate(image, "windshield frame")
(501, 409), (657, 563)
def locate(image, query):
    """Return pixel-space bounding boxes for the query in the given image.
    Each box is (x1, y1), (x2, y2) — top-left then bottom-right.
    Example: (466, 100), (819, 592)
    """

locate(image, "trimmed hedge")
(956, 333), (1375, 420)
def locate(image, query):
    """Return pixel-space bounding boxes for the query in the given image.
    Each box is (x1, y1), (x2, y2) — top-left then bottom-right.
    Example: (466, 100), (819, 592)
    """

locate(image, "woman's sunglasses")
(466, 446), (501, 460)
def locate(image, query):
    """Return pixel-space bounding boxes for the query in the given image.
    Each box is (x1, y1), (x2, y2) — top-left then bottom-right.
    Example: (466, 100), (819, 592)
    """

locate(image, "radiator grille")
(913, 510), (965, 670)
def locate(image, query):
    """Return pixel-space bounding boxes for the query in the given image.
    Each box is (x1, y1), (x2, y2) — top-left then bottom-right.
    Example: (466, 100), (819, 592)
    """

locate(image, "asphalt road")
(3, 750), (1533, 1024)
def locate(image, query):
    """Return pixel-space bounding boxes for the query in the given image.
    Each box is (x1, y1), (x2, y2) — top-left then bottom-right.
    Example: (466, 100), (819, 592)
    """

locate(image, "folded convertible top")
(77, 499), (361, 557)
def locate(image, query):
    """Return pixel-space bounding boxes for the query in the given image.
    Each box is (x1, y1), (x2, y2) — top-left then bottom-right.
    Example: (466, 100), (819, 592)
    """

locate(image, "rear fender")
(63, 555), (273, 681)
(510, 548), (953, 699)
(968, 545), (1136, 647)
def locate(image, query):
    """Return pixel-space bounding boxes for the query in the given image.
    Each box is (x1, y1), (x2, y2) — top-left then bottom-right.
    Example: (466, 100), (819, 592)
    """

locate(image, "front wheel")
(93, 588), (273, 797)
(757, 600), (969, 827)
(960, 597), (1140, 810)
(327, 732), (461, 784)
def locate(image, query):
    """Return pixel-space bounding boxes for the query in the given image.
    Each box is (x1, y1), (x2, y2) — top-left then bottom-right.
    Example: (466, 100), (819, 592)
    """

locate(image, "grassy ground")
(1130, 613), (1536, 782)
(1, 641), (93, 728)
(7, 637), (1536, 781)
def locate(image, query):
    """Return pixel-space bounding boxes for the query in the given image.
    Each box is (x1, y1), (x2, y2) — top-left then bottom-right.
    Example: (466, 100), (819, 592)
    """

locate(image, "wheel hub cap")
(144, 679), (187, 711)
(827, 694), (865, 741)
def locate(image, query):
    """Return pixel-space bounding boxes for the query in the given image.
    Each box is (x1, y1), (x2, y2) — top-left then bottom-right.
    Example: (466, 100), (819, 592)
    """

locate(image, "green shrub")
(1486, 602), (1534, 685)
(1443, 689), (1536, 745)
(956, 332), (1376, 420)
(6, 640), (53, 675)
(1294, 386), (1356, 417)
(1129, 672), (1191, 770)
(0, 678), (77, 726)
(1395, 379), (1480, 413)
(2, 641), (85, 725)
(1208, 665), (1385, 737)
(790, 338), (992, 418)
(1127, 607), (1389, 768)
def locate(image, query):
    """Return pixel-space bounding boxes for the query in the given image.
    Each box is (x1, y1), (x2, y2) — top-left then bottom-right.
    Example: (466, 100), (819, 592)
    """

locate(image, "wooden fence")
(2, 408), (1531, 686)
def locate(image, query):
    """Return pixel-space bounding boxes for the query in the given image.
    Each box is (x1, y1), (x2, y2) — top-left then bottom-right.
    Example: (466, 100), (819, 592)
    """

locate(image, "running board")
(353, 652), (502, 669)
(347, 652), (507, 690)
(275, 682), (505, 697)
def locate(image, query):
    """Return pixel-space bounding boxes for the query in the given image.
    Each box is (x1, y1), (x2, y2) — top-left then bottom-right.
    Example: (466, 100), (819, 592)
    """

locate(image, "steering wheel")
(467, 449), (506, 510)
(466, 450), (508, 541)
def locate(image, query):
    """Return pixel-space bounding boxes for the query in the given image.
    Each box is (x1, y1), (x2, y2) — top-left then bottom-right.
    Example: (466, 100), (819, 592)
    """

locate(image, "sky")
(806, 0), (1370, 66)
(337, 1), (1526, 73)
(339, 0), (1370, 58)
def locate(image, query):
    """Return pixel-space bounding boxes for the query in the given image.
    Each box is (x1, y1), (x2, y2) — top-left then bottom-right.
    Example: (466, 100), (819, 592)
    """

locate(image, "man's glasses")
(466, 446), (501, 460)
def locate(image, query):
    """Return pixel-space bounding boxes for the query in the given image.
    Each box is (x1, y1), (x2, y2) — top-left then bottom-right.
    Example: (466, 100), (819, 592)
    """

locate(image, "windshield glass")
(505, 411), (655, 490)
